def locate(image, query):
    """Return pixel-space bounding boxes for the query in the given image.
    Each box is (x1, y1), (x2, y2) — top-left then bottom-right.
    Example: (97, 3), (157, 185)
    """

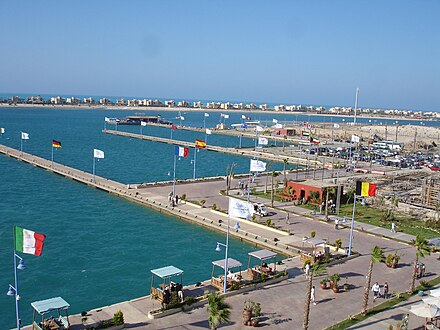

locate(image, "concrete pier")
(0, 143), (296, 256)
(103, 129), (320, 167)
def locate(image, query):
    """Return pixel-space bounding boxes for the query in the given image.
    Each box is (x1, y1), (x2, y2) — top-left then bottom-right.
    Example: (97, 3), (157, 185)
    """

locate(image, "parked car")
(253, 203), (268, 217)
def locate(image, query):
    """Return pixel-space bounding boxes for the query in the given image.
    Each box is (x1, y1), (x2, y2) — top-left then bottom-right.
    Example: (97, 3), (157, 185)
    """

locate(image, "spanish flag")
(195, 139), (207, 149)
(355, 181), (376, 197)
(52, 140), (61, 148)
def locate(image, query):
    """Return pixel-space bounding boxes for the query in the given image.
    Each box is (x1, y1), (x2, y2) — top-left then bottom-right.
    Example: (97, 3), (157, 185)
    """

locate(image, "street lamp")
(7, 253), (26, 330)
(215, 218), (240, 294)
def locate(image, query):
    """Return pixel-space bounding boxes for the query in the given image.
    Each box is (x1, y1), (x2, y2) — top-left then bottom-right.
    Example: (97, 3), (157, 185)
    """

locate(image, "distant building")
(26, 95), (44, 104)
(259, 104), (269, 110)
(51, 96), (65, 104)
(165, 100), (175, 107)
(246, 103), (257, 109)
(220, 102), (232, 109)
(272, 127), (296, 136)
(83, 97), (95, 104)
(178, 100), (190, 107)
(207, 102), (221, 109)
(99, 98), (112, 105)
(193, 101), (203, 108)
(274, 105), (286, 111)
(127, 99), (138, 107)
(9, 96), (22, 104)
(66, 97), (80, 105)
(116, 98), (126, 106)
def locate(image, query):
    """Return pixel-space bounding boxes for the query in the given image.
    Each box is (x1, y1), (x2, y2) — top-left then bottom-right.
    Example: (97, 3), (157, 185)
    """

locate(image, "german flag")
(52, 140), (61, 148)
(195, 139), (207, 149)
(355, 181), (376, 197)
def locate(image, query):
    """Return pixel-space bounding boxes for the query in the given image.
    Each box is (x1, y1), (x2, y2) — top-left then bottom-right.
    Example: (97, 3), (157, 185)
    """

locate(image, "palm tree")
(283, 159), (288, 186)
(271, 171), (280, 207)
(264, 161), (274, 194)
(207, 291), (231, 330)
(361, 245), (385, 315)
(303, 262), (327, 330)
(225, 163), (236, 195)
(409, 235), (431, 293)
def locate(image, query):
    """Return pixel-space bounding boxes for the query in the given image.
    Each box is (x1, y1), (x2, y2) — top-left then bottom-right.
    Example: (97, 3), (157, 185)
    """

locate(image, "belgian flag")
(356, 181), (376, 197)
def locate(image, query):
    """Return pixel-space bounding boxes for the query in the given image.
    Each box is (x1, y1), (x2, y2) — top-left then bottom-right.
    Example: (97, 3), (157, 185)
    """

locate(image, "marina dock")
(103, 129), (320, 167)
(0, 143), (297, 257)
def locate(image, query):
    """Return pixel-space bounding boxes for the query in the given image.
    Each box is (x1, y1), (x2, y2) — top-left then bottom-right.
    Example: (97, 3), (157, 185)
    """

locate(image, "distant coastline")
(0, 103), (435, 123)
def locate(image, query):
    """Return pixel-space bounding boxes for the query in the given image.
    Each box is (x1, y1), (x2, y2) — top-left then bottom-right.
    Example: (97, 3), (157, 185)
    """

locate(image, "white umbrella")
(423, 296), (440, 308)
(410, 303), (440, 318)
(430, 288), (440, 297)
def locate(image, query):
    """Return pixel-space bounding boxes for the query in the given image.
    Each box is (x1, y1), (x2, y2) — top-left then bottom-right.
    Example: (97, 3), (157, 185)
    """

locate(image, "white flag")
(255, 125), (264, 132)
(141, 121), (147, 126)
(206, 129), (212, 135)
(0, 128), (4, 134)
(105, 117), (110, 122)
(258, 137), (268, 145)
(333, 123), (340, 129)
(21, 132), (29, 140)
(204, 113), (210, 117)
(351, 135), (360, 143)
(228, 197), (253, 219)
(224, 114), (229, 119)
(250, 159), (267, 172)
(94, 149), (105, 159)
(180, 116), (185, 120)
(273, 119), (278, 123)
(241, 115), (246, 119)
(275, 123), (283, 129)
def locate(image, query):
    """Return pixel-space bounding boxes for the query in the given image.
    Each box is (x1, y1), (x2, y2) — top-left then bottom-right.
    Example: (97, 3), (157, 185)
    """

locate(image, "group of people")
(168, 192), (179, 207)
(319, 199), (337, 214)
(162, 282), (184, 307)
(238, 180), (249, 197)
(416, 262), (426, 278)
(371, 281), (390, 300)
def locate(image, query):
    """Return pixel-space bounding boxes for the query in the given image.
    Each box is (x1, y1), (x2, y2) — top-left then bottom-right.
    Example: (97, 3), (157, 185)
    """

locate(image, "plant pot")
(251, 319), (259, 327)
(320, 284), (327, 289)
(332, 286), (339, 293)
(329, 281), (335, 289)
(242, 310), (252, 324)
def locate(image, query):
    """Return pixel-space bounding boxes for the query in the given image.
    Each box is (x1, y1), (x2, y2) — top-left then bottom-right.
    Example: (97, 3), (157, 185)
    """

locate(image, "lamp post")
(7, 252), (26, 330)
(215, 219), (240, 294)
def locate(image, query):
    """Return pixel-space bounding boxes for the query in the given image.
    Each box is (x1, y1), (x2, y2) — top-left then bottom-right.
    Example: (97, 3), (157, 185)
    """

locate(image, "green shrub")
(266, 218), (272, 227)
(112, 310), (124, 326)
(181, 193), (186, 201)
(310, 231), (316, 238)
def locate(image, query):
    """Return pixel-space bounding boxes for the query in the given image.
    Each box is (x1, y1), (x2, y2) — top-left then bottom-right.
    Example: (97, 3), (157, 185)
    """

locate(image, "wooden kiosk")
(31, 297), (70, 330)
(211, 258), (242, 291)
(247, 249), (277, 280)
(150, 265), (184, 304)
(301, 237), (327, 265)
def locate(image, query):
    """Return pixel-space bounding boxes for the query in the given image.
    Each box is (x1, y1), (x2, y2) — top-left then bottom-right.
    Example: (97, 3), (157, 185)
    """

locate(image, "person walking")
(372, 282), (380, 301)
(305, 262), (310, 279)
(311, 285), (317, 305)
(383, 282), (389, 299)
(168, 191), (173, 202)
(174, 194), (179, 206)
(285, 212), (290, 225)
(335, 218), (340, 230)
(391, 222), (396, 233)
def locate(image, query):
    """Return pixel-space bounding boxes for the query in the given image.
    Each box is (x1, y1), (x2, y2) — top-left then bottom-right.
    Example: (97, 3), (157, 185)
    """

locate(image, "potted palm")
(386, 252), (400, 268)
(330, 274), (340, 293)
(320, 277), (329, 289)
(207, 292), (231, 330)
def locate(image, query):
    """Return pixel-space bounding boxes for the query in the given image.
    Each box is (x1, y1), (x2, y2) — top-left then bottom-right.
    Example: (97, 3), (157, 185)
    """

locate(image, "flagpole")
(223, 214), (230, 294)
(12, 227), (21, 330)
(239, 133), (242, 148)
(20, 133), (23, 155)
(348, 195), (357, 256)
(203, 115), (206, 129)
(172, 154), (177, 196)
(170, 127), (173, 140)
(93, 155), (96, 183)
(193, 147), (197, 180)
(51, 145), (54, 166)
(140, 125), (143, 135)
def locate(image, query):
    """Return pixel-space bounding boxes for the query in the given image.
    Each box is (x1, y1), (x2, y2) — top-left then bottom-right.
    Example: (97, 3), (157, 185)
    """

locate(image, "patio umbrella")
(423, 296), (440, 308)
(430, 288), (440, 297)
(410, 303), (440, 318)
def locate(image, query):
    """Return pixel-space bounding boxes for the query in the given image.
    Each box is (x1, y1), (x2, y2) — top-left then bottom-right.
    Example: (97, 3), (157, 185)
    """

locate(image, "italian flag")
(14, 226), (46, 256)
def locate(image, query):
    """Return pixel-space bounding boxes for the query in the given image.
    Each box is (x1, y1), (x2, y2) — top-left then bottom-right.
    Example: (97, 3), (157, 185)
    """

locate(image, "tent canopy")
(151, 265), (184, 279)
(303, 238), (326, 246)
(212, 258), (242, 270)
(248, 249), (277, 261)
(31, 297), (70, 315)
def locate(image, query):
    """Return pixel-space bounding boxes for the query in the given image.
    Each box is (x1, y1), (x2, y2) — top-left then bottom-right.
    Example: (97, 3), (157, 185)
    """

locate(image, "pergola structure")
(247, 249), (278, 280)
(210, 258), (242, 291)
(150, 265), (184, 303)
(31, 296), (70, 330)
(301, 237), (327, 265)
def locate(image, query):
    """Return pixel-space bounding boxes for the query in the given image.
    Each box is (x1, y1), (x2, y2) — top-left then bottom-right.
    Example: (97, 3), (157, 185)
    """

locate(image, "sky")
(0, 0), (439, 111)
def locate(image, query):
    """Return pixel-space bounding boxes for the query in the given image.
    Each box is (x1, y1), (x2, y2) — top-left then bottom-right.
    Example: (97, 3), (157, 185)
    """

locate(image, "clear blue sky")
(0, 0), (439, 111)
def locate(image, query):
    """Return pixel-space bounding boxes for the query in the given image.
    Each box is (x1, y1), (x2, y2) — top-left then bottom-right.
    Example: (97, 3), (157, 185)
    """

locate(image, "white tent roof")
(248, 249), (277, 261)
(212, 258), (242, 270)
(303, 237), (326, 246)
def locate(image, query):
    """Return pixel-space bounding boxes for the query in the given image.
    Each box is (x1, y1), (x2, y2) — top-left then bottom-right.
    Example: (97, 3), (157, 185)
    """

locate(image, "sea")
(0, 107), (438, 329)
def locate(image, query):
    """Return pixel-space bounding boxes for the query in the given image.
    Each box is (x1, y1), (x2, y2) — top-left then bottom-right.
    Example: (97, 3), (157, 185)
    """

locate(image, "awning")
(212, 258), (242, 270)
(303, 238), (326, 246)
(151, 265), (184, 279)
(31, 297), (70, 315)
(248, 249), (277, 261)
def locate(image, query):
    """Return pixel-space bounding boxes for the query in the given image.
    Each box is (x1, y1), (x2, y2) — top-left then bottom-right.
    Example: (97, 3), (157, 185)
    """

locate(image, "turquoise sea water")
(0, 107), (437, 328)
